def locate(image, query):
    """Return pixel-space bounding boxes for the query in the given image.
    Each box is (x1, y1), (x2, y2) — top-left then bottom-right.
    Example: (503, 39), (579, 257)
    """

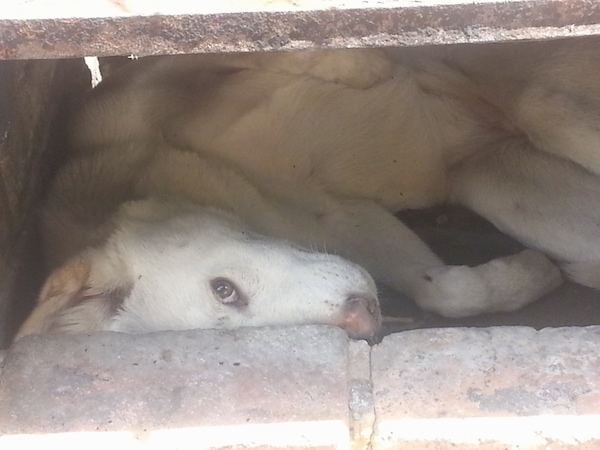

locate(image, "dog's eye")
(212, 278), (235, 300)
(210, 278), (247, 306)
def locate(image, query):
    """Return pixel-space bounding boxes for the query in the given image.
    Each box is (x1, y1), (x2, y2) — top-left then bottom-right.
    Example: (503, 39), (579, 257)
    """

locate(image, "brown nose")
(337, 295), (382, 343)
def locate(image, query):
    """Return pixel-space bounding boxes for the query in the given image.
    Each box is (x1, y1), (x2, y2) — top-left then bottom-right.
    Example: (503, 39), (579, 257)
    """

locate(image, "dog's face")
(17, 200), (381, 341)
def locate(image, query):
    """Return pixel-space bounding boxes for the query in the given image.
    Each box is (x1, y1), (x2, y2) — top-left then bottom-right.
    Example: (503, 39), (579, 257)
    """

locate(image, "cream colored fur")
(16, 39), (600, 339)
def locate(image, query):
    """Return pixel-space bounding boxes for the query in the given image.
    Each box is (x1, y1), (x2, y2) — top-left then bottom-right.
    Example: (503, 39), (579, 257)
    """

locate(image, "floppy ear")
(15, 255), (130, 340)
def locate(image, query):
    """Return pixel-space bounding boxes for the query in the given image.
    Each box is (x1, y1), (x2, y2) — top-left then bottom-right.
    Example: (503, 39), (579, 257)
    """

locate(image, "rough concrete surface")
(0, 325), (599, 449)
(0, 325), (351, 449)
(3, 0), (600, 59)
(371, 326), (600, 449)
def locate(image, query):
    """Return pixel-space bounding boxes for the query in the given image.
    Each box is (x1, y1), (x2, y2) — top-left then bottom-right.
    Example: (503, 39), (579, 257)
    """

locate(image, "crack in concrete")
(366, 344), (376, 450)
(347, 340), (376, 450)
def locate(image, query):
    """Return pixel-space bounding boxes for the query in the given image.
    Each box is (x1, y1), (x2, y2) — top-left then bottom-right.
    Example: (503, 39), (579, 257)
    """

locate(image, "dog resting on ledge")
(16, 38), (600, 341)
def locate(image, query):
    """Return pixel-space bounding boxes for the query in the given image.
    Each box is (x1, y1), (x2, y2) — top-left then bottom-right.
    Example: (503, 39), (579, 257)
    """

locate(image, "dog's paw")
(415, 265), (492, 318)
(413, 250), (563, 318)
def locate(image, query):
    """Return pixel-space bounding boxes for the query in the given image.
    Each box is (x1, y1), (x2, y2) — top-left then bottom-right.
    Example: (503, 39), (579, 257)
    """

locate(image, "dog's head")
(16, 200), (381, 342)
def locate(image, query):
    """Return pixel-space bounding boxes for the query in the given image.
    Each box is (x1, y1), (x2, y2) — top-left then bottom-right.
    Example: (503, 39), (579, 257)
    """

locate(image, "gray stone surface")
(2, 325), (600, 449)
(0, 325), (351, 449)
(4, 1), (600, 59)
(371, 326), (600, 449)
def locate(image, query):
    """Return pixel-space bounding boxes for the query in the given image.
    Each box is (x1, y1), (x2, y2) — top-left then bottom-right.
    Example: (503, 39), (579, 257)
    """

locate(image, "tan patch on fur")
(37, 257), (91, 305)
(15, 257), (91, 339)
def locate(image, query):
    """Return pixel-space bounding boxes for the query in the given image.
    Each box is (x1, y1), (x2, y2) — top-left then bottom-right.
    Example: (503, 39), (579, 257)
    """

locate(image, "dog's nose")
(337, 295), (382, 344)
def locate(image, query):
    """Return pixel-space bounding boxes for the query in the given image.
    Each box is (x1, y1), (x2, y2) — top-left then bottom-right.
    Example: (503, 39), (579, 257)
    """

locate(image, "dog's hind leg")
(504, 41), (600, 176)
(512, 84), (600, 177)
(450, 136), (600, 292)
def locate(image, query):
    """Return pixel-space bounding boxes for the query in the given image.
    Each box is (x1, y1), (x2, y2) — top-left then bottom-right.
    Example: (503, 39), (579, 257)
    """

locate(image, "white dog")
(16, 37), (600, 340)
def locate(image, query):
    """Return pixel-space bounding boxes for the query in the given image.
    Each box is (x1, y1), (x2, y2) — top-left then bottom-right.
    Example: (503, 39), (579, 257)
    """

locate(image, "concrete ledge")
(3, 1), (600, 59)
(0, 326), (351, 449)
(1, 325), (599, 448)
(371, 327), (600, 449)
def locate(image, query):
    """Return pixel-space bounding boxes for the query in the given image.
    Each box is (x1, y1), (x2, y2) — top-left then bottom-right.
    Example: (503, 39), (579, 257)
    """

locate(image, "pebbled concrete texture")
(0, 325), (599, 449)
(0, 326), (350, 449)
(371, 326), (600, 449)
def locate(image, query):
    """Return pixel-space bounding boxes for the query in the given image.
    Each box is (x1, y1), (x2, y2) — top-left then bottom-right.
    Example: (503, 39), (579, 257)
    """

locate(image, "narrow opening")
(2, 41), (600, 346)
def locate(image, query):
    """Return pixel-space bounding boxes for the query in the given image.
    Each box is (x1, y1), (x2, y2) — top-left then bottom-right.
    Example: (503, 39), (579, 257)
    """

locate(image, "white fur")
(17, 40), (600, 339)
(96, 200), (377, 334)
(17, 198), (380, 340)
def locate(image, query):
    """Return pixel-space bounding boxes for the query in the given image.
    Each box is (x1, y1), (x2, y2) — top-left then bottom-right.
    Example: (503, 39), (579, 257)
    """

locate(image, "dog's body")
(16, 38), (600, 339)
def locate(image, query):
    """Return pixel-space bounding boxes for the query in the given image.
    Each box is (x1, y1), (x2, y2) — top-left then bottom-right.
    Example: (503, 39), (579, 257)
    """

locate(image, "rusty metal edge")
(1, 0), (600, 59)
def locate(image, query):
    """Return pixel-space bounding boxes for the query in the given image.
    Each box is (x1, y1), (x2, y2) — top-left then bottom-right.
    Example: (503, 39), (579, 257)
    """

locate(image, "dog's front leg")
(411, 250), (562, 317)
(311, 199), (561, 318)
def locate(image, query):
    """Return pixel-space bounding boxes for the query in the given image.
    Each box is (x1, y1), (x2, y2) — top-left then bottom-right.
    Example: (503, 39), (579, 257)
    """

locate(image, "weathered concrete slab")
(2, 0), (600, 59)
(2, 325), (600, 448)
(371, 326), (600, 449)
(0, 325), (352, 449)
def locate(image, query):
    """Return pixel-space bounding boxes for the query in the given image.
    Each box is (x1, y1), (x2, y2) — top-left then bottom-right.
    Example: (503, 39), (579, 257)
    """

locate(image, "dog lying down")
(16, 38), (600, 342)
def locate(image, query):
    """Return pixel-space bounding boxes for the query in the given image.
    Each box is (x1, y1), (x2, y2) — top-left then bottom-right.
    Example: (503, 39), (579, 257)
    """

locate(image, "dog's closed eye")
(210, 278), (248, 307)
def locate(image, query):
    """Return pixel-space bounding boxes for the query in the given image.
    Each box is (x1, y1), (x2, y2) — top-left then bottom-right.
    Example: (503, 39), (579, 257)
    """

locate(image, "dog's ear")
(15, 255), (130, 340)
